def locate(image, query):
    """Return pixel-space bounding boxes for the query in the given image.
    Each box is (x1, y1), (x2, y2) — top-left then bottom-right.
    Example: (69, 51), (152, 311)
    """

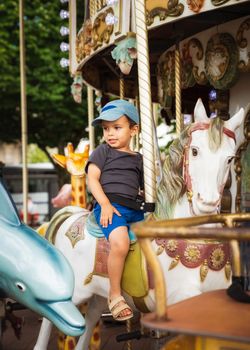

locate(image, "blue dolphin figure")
(0, 179), (85, 336)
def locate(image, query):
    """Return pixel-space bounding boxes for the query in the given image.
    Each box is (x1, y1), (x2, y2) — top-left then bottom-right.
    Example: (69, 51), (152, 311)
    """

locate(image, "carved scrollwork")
(181, 38), (207, 88)
(146, 0), (184, 26)
(186, 0), (205, 13)
(211, 0), (230, 6)
(76, 19), (93, 63)
(92, 8), (114, 50)
(236, 18), (250, 49)
(236, 18), (250, 72)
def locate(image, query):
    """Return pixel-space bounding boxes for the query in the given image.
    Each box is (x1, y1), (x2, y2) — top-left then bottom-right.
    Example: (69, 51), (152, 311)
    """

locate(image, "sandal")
(108, 296), (133, 321)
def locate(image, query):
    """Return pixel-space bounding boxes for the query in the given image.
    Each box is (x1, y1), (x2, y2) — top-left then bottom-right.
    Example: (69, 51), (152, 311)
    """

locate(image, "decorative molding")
(237, 18), (250, 72)
(186, 0), (205, 13)
(181, 38), (207, 88)
(146, 1), (184, 26)
(92, 8), (114, 50)
(211, 0), (231, 6)
(76, 19), (93, 63)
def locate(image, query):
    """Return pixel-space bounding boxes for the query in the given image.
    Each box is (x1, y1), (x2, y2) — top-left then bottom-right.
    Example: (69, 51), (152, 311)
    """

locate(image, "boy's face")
(101, 115), (138, 151)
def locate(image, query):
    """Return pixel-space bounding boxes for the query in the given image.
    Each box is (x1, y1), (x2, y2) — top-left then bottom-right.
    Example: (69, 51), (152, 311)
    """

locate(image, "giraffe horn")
(52, 154), (67, 169)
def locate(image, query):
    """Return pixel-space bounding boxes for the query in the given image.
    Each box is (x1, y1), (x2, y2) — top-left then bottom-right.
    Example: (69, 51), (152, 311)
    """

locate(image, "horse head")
(155, 98), (245, 219)
(186, 98), (244, 215)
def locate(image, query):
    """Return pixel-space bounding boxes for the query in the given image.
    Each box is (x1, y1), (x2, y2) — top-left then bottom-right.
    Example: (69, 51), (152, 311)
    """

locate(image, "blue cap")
(92, 99), (139, 126)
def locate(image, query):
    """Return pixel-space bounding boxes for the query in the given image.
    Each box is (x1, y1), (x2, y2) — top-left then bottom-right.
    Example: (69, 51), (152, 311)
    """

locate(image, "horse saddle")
(85, 212), (151, 301)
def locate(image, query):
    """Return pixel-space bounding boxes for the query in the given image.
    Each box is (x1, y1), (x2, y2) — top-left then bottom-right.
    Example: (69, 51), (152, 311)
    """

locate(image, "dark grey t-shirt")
(86, 143), (143, 200)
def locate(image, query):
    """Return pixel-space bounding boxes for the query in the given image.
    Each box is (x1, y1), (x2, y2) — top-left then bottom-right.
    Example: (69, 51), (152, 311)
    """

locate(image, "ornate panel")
(156, 16), (250, 107)
(145, 0), (184, 26)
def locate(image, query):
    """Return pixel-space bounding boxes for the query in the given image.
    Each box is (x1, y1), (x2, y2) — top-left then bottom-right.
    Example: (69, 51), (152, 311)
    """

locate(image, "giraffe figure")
(52, 142), (90, 209)
(53, 142), (101, 350)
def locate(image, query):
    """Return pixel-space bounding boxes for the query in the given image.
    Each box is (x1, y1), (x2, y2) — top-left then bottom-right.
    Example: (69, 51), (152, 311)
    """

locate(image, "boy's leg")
(108, 226), (132, 318)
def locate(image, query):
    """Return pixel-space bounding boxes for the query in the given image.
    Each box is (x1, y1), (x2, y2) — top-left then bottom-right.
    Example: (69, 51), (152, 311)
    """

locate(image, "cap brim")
(92, 109), (127, 126)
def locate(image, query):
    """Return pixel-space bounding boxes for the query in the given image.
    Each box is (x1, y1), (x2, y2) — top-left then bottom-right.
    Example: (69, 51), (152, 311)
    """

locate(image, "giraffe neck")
(71, 175), (87, 209)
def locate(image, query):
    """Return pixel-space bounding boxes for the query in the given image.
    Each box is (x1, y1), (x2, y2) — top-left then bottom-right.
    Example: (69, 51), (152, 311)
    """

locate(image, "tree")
(0, 1), (88, 184)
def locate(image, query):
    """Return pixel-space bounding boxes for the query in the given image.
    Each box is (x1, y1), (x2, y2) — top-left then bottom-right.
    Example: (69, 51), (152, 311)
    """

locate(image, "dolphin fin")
(0, 179), (21, 226)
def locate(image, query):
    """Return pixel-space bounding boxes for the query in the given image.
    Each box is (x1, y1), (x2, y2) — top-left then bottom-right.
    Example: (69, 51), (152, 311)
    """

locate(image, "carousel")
(57, 0), (250, 349)
(1, 0), (250, 350)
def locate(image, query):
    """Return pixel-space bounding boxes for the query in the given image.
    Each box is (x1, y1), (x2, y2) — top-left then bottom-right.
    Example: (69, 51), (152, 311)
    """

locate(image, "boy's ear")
(131, 124), (139, 135)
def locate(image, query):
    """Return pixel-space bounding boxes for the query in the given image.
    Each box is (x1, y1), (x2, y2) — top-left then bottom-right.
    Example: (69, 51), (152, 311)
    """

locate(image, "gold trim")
(92, 8), (114, 50)
(200, 259), (208, 282)
(83, 272), (93, 285)
(146, 3), (184, 26)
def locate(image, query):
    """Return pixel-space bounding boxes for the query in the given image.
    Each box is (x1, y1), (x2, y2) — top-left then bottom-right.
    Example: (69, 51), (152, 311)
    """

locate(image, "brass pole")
(175, 43), (182, 135)
(87, 87), (95, 152)
(119, 77), (125, 99)
(19, 0), (28, 224)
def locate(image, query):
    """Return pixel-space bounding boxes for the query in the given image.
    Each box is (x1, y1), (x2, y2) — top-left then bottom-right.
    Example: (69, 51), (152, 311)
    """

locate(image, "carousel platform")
(141, 289), (250, 343)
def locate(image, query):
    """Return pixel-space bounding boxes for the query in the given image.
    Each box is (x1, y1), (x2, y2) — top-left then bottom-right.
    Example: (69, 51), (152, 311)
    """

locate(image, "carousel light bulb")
(60, 10), (69, 19)
(209, 89), (217, 101)
(60, 26), (69, 36)
(60, 42), (69, 52)
(105, 13), (118, 25)
(60, 58), (69, 68)
(106, 0), (118, 5)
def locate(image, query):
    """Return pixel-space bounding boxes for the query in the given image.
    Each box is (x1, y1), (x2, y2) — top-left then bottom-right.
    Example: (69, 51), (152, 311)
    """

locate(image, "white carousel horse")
(34, 99), (245, 350)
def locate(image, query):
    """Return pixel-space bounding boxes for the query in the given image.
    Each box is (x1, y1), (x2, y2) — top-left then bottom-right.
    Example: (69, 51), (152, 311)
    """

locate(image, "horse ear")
(193, 98), (209, 122)
(224, 107), (245, 132)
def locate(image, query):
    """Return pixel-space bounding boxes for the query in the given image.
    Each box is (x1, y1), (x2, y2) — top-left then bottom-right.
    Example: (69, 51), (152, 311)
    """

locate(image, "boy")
(86, 99), (144, 321)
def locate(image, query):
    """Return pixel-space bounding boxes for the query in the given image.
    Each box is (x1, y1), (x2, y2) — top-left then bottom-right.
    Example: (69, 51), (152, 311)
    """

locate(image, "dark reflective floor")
(2, 308), (169, 350)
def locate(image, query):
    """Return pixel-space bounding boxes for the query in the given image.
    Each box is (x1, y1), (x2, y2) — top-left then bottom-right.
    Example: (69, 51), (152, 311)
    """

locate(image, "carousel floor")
(2, 308), (169, 350)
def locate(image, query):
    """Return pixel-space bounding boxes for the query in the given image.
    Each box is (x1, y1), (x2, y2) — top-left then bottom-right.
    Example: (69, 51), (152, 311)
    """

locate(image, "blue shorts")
(93, 202), (144, 239)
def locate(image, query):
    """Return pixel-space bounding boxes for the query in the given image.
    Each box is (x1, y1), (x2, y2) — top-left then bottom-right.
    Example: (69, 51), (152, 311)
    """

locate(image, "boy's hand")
(100, 203), (121, 227)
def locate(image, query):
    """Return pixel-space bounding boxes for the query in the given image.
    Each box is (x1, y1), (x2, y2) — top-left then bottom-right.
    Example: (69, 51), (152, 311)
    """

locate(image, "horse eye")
(227, 157), (233, 164)
(192, 148), (198, 157)
(15, 282), (26, 292)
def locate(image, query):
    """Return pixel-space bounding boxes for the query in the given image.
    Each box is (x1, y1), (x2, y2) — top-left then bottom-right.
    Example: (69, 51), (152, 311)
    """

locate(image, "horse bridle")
(183, 122), (236, 208)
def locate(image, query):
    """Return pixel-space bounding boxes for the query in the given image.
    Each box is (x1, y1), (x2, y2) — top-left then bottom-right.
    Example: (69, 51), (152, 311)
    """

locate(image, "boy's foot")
(108, 296), (133, 321)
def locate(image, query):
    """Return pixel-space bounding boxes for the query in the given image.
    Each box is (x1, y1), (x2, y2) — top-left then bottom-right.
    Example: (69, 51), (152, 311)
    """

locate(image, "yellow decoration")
(224, 260), (232, 281)
(200, 259), (208, 282)
(168, 255), (180, 270)
(84, 272), (94, 285)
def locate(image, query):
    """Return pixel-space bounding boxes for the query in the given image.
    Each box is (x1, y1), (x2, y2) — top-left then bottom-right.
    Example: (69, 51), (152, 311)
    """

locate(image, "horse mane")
(154, 117), (225, 220)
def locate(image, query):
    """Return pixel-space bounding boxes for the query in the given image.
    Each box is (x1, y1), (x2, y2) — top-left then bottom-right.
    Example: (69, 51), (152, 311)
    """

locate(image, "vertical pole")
(87, 87), (95, 152)
(19, 0), (28, 223)
(119, 76), (125, 99)
(175, 43), (182, 135)
(134, 0), (156, 203)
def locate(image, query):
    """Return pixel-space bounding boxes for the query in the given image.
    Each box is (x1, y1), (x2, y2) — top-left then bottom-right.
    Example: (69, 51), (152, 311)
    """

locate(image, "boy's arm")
(87, 163), (121, 227)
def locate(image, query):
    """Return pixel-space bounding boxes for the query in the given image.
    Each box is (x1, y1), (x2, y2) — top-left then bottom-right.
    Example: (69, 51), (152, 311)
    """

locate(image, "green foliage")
(27, 143), (49, 163)
(0, 1), (88, 155)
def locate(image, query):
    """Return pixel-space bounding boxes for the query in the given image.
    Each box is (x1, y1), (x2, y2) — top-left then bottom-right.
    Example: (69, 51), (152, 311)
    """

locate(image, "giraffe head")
(53, 142), (90, 176)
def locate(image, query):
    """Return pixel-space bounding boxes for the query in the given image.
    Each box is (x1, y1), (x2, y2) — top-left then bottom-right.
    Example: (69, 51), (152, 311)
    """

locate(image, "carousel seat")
(141, 289), (250, 343)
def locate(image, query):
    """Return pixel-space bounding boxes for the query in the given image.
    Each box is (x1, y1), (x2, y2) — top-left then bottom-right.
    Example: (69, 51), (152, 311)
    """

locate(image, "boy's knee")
(110, 232), (129, 255)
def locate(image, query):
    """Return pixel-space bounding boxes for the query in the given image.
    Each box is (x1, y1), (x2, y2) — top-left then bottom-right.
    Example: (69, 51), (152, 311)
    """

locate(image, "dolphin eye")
(15, 282), (26, 292)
